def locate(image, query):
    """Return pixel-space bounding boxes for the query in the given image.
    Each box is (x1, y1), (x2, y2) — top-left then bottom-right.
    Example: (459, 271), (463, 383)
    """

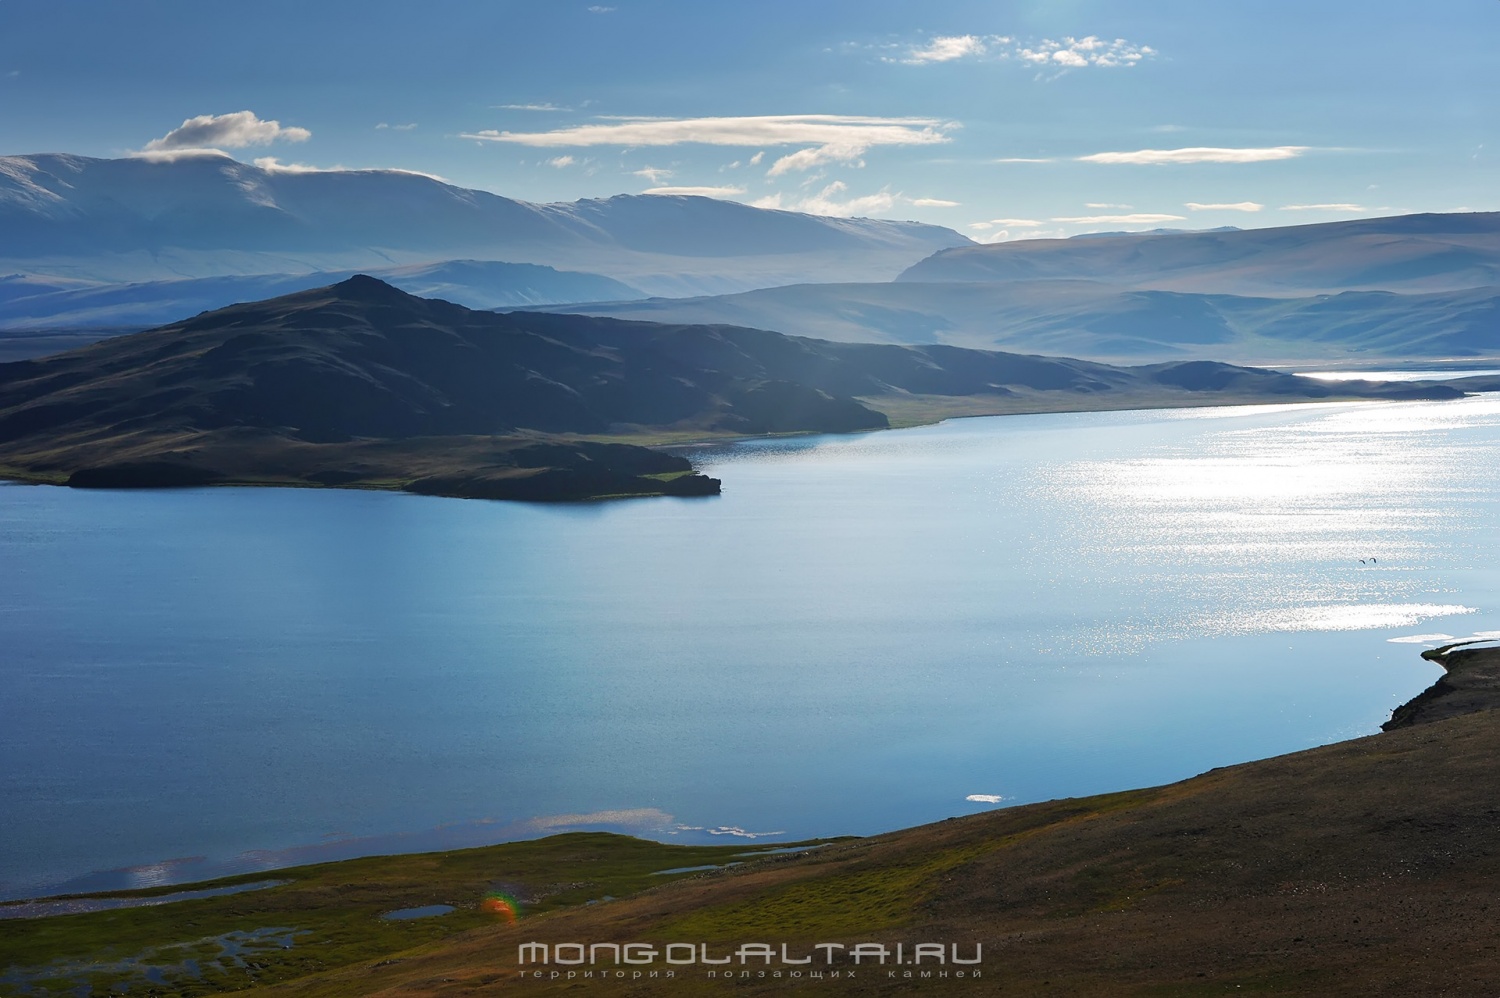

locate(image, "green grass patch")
(0, 833), (837, 998)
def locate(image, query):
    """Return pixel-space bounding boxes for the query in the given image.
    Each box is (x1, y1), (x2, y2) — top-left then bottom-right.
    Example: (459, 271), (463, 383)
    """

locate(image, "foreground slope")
(250, 649), (1500, 996)
(9, 648), (1494, 996)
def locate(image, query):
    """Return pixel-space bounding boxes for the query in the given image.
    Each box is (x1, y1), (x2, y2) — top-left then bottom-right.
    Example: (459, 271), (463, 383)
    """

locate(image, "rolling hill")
(0, 277), (1461, 501)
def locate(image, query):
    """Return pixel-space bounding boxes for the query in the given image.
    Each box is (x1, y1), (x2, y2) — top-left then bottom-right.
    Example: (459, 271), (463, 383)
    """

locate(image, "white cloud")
(767, 142), (870, 176)
(753, 181), (899, 217)
(969, 218), (1043, 230)
(1017, 36), (1155, 69)
(643, 185), (746, 197)
(587, 4), (615, 11)
(994, 157), (1054, 164)
(1085, 202), (1133, 209)
(1280, 203), (1368, 211)
(497, 102), (567, 112)
(143, 111), (311, 152)
(252, 157), (331, 173)
(461, 114), (956, 176)
(375, 122), (417, 131)
(1078, 146), (1308, 165)
(966, 794), (1006, 803)
(1185, 201), (1263, 212)
(749, 151), (765, 165)
(891, 33), (1151, 70)
(633, 165), (674, 183)
(1052, 212), (1187, 224)
(249, 158), (448, 181)
(128, 148), (236, 163)
(902, 34), (992, 64)
(910, 197), (960, 207)
(546, 155), (576, 168)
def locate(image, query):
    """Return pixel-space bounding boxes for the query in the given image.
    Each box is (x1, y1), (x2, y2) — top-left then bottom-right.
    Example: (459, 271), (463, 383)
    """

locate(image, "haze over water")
(5, 395), (1500, 900)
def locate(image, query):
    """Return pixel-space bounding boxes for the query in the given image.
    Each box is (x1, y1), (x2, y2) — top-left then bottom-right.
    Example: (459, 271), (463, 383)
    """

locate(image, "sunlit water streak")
(5, 394), (1500, 899)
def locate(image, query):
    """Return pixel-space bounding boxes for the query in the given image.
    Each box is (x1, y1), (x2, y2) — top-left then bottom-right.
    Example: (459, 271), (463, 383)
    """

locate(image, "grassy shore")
(6, 650), (1500, 996)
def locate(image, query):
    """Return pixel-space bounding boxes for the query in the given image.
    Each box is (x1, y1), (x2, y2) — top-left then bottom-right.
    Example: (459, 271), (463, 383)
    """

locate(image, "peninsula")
(0, 276), (1463, 502)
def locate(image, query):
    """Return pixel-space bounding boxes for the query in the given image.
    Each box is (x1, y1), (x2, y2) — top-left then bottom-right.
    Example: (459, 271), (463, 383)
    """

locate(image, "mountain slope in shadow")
(0, 277), (1462, 500)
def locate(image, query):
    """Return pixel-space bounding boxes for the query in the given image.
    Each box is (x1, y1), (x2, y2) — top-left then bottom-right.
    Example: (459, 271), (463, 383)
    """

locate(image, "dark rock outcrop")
(1383, 642), (1500, 729)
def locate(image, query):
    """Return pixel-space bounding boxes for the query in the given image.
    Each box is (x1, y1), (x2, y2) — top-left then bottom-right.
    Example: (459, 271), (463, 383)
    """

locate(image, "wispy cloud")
(753, 180), (899, 217)
(1078, 146), (1308, 165)
(252, 157), (332, 174)
(1185, 201), (1263, 211)
(248, 158), (447, 182)
(633, 165), (674, 183)
(1085, 202), (1133, 209)
(891, 34), (1153, 70)
(143, 110), (310, 152)
(902, 34), (995, 64)
(1280, 203), (1368, 212)
(911, 197), (961, 207)
(1052, 212), (1186, 224)
(546, 155), (576, 168)
(496, 102), (568, 112)
(969, 218), (1044, 229)
(994, 157), (1054, 164)
(375, 122), (417, 131)
(461, 114), (956, 176)
(643, 185), (747, 197)
(586, 5), (615, 11)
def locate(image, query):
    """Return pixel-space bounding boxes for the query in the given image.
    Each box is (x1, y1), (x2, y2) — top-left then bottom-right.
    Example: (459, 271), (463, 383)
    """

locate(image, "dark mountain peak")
(328, 274), (417, 303)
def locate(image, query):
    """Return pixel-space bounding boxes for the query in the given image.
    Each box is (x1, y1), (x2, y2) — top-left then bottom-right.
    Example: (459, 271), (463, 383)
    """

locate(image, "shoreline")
(0, 387), (1471, 502)
(3, 644), (1481, 913)
(6, 645), (1499, 995)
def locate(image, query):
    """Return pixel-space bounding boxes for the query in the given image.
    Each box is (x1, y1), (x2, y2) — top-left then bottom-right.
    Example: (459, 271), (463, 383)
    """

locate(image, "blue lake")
(5, 396), (1500, 900)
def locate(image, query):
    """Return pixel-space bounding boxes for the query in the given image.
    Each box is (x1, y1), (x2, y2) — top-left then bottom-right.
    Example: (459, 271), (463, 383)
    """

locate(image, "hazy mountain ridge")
(0, 153), (970, 296)
(0, 260), (646, 333)
(526, 279), (1500, 364)
(517, 212), (1500, 364)
(899, 212), (1500, 295)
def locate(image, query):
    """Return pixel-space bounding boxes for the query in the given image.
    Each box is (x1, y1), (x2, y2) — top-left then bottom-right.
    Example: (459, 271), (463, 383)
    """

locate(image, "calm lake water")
(5, 395), (1500, 900)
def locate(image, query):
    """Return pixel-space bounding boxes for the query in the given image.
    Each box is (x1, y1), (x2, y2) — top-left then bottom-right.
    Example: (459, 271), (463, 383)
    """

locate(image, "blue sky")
(3, 0), (1497, 239)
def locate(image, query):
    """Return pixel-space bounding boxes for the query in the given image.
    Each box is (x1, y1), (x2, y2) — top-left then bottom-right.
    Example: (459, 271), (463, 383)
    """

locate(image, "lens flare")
(483, 890), (521, 923)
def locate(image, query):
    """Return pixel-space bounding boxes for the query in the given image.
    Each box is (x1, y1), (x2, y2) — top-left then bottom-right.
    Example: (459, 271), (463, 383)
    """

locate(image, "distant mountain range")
(0, 260), (644, 332)
(542, 278), (1500, 365)
(0, 153), (969, 297)
(4, 152), (1497, 366)
(900, 212), (1500, 295)
(0, 277), (1456, 501)
(534, 213), (1500, 364)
